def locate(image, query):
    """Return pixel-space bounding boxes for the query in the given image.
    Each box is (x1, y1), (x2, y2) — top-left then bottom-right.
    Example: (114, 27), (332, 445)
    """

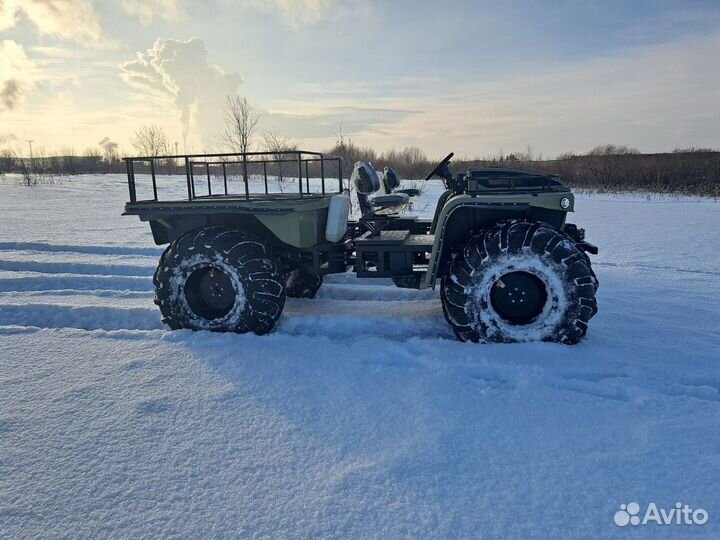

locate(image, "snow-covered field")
(1, 174), (719, 539)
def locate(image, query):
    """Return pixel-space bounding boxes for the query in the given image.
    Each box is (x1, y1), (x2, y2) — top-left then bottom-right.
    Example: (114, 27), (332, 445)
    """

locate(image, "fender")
(420, 192), (574, 289)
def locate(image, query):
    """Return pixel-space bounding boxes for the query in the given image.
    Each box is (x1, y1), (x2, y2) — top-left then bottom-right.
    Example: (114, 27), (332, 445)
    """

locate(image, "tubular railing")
(124, 151), (343, 204)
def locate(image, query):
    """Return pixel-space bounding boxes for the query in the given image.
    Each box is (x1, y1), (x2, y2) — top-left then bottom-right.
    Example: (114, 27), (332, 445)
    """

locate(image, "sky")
(0, 0), (719, 159)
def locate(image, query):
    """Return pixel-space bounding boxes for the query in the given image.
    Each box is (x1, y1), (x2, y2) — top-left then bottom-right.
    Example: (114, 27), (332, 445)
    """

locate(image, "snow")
(1, 174), (720, 539)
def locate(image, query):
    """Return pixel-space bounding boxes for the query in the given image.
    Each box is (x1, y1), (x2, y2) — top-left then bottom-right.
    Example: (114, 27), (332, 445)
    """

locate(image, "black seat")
(371, 193), (410, 208)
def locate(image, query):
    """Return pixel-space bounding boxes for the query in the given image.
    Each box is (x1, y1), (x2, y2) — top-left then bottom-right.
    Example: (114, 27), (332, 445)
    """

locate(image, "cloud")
(121, 0), (185, 25)
(263, 103), (417, 140)
(236, 0), (363, 27)
(0, 0), (102, 42)
(264, 31), (720, 157)
(120, 37), (242, 150)
(0, 40), (34, 112)
(418, 30), (720, 156)
(274, 0), (333, 25)
(31, 46), (95, 60)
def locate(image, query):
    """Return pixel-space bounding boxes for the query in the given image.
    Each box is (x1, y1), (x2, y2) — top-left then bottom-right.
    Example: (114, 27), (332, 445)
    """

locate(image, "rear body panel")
(124, 194), (332, 248)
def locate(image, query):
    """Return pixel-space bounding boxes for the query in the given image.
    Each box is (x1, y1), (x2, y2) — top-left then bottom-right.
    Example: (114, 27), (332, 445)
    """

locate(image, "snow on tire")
(441, 220), (598, 344)
(154, 226), (286, 334)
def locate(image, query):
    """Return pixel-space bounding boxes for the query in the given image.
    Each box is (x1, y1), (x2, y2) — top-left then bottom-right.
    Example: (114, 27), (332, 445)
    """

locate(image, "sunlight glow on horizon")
(1, 0), (719, 158)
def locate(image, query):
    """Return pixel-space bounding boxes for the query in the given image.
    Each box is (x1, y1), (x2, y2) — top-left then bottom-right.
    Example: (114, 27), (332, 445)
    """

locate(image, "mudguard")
(420, 191), (574, 289)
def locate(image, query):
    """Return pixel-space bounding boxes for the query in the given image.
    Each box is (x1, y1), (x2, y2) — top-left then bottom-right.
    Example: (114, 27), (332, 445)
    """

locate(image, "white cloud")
(121, 0), (185, 25)
(274, 0), (332, 25)
(120, 37), (242, 150)
(266, 31), (720, 156)
(235, 0), (363, 27)
(0, 0), (102, 42)
(0, 1), (14, 29)
(0, 40), (35, 112)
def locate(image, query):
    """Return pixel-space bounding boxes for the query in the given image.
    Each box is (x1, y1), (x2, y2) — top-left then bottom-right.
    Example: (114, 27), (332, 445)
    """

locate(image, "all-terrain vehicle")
(123, 150), (598, 343)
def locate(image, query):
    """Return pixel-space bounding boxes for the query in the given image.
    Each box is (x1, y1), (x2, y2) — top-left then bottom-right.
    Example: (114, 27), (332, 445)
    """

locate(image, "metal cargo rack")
(124, 150), (343, 204)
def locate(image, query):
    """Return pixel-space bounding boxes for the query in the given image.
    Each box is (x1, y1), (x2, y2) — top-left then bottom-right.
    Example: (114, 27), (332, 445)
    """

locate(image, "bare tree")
(130, 124), (169, 156)
(328, 123), (376, 170)
(221, 96), (260, 154)
(263, 130), (296, 193)
(19, 158), (35, 186)
(263, 130), (296, 156)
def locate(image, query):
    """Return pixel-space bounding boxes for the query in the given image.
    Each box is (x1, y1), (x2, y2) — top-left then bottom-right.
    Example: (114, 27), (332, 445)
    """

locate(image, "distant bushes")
(0, 149), (126, 178)
(482, 148), (720, 197)
(1, 144), (718, 197)
(327, 141), (720, 198)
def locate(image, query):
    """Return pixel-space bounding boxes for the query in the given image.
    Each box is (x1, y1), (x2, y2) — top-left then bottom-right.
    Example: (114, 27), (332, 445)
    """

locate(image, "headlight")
(560, 197), (571, 209)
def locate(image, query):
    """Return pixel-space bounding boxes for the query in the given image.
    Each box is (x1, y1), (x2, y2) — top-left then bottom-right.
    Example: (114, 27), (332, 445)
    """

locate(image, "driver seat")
(351, 162), (409, 216)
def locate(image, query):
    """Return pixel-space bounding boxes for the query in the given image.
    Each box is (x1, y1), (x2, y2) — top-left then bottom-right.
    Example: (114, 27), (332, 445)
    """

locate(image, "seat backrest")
(351, 161), (381, 195)
(382, 166), (400, 192)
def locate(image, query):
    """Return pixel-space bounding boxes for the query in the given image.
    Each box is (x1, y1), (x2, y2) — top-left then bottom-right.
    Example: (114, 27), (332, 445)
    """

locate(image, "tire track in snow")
(0, 241), (162, 257)
(0, 303), (162, 331)
(594, 261), (720, 277)
(276, 312), (453, 341)
(0, 259), (153, 277)
(0, 274), (152, 292)
(0, 289), (150, 299)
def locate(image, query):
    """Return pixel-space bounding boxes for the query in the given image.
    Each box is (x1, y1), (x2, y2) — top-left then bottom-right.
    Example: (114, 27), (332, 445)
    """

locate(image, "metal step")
(356, 229), (410, 245)
(405, 234), (435, 249)
(355, 230), (435, 278)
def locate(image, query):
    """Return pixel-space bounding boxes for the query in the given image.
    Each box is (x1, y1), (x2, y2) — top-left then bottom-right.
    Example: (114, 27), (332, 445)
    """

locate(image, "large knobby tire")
(285, 267), (323, 299)
(441, 220), (598, 344)
(154, 226), (286, 334)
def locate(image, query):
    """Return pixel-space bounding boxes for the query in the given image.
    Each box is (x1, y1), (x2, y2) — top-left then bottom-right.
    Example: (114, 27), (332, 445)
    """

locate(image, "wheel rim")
(490, 271), (548, 325)
(185, 266), (236, 320)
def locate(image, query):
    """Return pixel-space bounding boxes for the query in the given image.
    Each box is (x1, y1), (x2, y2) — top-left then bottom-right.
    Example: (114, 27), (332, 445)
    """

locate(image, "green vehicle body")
(123, 150), (598, 343)
(124, 158), (579, 291)
(125, 193), (333, 249)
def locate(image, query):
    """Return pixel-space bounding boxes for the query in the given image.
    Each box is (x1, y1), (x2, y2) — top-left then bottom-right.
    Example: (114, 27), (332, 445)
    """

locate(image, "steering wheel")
(424, 152), (454, 181)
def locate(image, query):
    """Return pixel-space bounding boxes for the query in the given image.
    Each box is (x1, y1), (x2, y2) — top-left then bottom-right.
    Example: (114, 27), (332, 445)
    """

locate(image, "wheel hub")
(490, 271), (548, 325)
(185, 266), (236, 320)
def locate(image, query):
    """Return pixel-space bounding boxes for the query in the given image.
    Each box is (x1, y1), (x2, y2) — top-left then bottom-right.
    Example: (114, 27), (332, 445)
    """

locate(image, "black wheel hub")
(185, 266), (236, 320)
(490, 271), (548, 325)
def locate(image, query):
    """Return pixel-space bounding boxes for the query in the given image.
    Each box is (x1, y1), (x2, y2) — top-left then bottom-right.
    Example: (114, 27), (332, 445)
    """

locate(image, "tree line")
(325, 139), (720, 197)
(1, 96), (718, 196)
